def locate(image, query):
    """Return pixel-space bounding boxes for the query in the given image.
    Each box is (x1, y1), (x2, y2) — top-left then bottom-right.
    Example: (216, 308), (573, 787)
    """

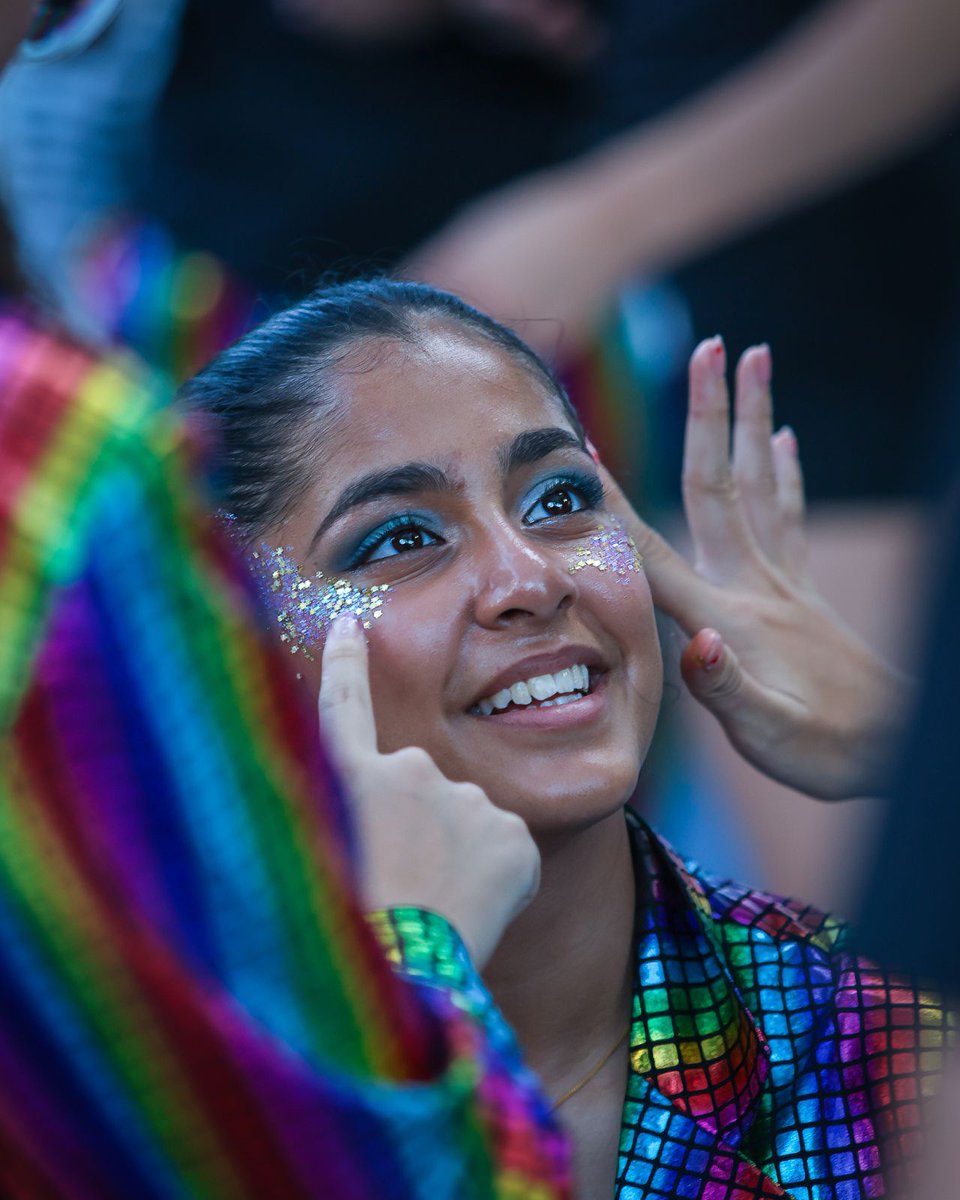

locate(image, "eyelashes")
(521, 472), (605, 524)
(341, 470), (605, 570)
(345, 514), (443, 570)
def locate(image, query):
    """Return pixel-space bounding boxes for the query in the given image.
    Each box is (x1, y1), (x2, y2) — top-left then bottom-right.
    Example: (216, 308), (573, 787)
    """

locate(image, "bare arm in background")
(411, 0), (960, 354)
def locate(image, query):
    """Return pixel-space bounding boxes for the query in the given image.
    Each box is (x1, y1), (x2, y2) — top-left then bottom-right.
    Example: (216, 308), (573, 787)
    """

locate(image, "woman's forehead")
(328, 332), (570, 459)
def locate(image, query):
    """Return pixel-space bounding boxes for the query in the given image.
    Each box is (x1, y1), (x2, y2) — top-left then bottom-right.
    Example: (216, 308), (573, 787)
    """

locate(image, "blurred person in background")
(0, 0), (597, 338)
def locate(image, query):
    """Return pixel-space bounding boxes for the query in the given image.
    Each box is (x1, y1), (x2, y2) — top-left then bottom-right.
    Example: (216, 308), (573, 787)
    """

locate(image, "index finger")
(317, 616), (378, 775)
(628, 516), (726, 636)
(599, 466), (722, 634)
(682, 337), (758, 579)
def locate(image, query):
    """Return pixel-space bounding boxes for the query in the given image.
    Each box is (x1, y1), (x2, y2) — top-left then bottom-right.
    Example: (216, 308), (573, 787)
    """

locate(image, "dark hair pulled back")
(177, 277), (584, 543)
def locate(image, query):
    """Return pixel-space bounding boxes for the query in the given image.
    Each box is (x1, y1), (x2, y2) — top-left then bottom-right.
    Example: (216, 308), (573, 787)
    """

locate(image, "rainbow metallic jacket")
(607, 815), (953, 1199)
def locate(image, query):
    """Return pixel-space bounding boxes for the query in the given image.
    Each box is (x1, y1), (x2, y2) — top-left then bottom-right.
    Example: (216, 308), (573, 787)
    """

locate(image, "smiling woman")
(179, 279), (952, 1200)
(185, 280), (662, 845)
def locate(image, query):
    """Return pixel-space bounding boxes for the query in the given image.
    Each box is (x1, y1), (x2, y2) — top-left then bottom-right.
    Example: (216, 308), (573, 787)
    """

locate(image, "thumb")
(679, 629), (754, 720)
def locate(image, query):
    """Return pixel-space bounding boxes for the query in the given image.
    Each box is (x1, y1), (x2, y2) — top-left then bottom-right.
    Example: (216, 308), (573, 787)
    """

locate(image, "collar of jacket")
(625, 812), (772, 1151)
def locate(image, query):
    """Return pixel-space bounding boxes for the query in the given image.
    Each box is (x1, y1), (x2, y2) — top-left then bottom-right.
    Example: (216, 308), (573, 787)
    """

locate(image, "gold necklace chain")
(550, 1028), (630, 1112)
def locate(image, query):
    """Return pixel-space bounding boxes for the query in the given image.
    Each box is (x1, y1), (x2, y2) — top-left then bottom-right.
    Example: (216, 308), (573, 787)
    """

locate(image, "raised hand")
(405, 168), (620, 360)
(606, 337), (910, 801)
(318, 615), (540, 968)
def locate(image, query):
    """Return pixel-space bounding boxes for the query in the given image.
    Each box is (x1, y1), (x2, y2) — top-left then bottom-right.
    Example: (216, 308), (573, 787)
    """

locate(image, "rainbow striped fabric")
(78, 219), (265, 385)
(0, 306), (570, 1199)
(619, 816), (954, 1199)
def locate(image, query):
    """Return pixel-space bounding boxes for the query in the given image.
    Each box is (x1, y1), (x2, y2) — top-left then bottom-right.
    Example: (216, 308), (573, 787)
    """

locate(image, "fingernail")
(709, 336), (726, 377)
(701, 630), (723, 671)
(774, 425), (798, 457)
(754, 344), (772, 387)
(329, 613), (362, 640)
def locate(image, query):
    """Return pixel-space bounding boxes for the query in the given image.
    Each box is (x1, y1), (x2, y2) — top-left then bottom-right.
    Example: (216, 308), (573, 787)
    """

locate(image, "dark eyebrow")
(499, 427), (587, 476)
(310, 462), (451, 550)
(310, 428), (587, 551)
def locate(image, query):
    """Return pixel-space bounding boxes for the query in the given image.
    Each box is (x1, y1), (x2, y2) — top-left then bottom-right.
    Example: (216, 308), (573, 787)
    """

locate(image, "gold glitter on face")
(249, 545), (391, 661)
(567, 515), (644, 583)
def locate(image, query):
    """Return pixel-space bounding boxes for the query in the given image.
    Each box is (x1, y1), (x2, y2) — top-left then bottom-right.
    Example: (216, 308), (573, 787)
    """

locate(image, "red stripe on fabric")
(0, 1085), (115, 1200)
(0, 323), (96, 569)
(0, 1118), (70, 1200)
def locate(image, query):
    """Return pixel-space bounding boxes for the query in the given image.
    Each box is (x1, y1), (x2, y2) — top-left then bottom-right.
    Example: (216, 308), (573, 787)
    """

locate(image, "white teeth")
(529, 674), (558, 701)
(474, 663), (593, 715)
(539, 692), (583, 708)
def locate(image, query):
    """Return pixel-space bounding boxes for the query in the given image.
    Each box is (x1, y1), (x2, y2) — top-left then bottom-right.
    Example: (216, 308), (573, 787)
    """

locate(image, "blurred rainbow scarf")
(0, 306), (570, 1198)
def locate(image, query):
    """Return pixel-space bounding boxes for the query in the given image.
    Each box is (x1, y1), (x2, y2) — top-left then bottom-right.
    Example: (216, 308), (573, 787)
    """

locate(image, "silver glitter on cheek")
(248, 545), (391, 661)
(567, 516), (644, 583)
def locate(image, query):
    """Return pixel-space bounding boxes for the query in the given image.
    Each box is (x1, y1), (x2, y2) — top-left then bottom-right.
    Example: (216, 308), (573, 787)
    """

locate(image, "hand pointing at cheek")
(318, 614), (541, 969)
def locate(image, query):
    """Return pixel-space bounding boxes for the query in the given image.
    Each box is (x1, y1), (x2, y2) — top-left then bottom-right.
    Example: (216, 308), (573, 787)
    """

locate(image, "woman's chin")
(485, 765), (641, 837)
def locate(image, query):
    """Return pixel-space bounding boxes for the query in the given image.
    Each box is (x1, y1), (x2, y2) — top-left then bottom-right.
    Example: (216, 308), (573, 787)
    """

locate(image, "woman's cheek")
(246, 542), (395, 665)
(571, 530), (661, 713)
(565, 515), (644, 583)
(565, 516), (656, 645)
(362, 596), (456, 751)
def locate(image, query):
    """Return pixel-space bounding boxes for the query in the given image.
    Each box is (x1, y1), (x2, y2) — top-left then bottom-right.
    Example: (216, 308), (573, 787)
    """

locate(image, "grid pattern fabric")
(0, 307), (571, 1199)
(618, 819), (954, 1199)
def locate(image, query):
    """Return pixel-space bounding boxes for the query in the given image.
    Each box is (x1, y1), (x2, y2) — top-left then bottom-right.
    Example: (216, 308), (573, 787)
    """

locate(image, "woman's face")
(268, 328), (662, 835)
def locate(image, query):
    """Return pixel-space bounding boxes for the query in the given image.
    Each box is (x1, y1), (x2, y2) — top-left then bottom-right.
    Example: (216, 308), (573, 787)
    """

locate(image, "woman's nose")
(471, 522), (576, 629)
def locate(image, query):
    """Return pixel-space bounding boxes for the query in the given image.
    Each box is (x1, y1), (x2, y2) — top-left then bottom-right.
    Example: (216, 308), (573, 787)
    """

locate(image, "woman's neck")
(482, 807), (637, 1095)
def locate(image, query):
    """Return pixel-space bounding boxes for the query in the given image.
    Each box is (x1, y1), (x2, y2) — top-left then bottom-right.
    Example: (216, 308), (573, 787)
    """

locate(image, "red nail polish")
(702, 632), (723, 670)
(777, 425), (798, 457)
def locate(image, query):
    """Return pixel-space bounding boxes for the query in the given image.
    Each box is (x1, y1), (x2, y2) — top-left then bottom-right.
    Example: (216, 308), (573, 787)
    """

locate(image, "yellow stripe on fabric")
(0, 744), (245, 1199)
(0, 358), (161, 725)
(13, 356), (155, 565)
(498, 1174), (559, 1200)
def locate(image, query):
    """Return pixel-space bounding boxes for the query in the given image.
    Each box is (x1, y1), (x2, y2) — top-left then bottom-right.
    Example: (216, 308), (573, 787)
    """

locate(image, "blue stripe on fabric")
(88, 470), (314, 1057)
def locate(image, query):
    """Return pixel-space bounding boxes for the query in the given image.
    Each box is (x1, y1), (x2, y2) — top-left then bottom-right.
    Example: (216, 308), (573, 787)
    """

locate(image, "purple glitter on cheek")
(567, 516), (644, 584)
(248, 545), (391, 662)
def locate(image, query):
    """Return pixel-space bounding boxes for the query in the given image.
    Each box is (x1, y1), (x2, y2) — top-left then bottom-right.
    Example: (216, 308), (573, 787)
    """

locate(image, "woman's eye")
(524, 484), (589, 524)
(363, 524), (442, 564)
